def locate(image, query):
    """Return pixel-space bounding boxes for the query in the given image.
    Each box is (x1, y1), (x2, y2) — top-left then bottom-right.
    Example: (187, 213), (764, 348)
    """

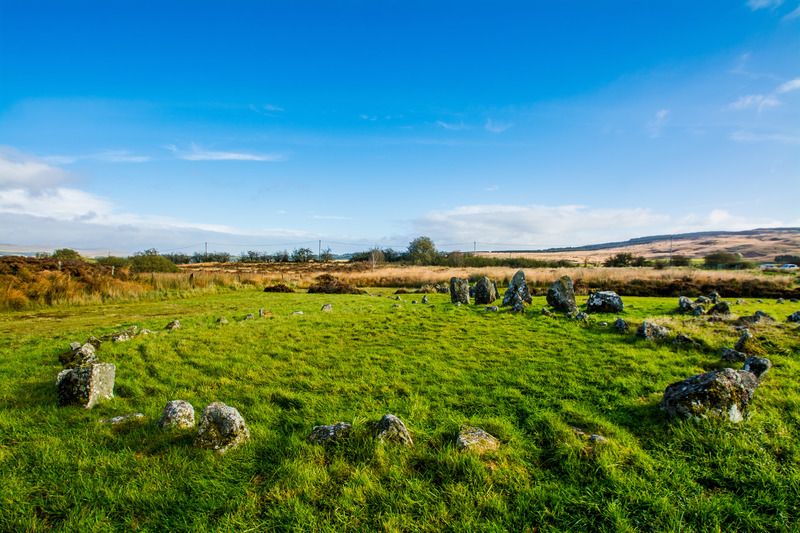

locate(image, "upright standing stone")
(546, 276), (577, 313)
(503, 270), (533, 307)
(56, 363), (116, 408)
(473, 276), (498, 305)
(450, 277), (470, 305)
(374, 414), (413, 446)
(195, 402), (250, 453)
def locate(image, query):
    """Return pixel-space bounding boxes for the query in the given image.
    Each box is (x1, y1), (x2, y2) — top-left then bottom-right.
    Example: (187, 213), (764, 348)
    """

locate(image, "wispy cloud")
(730, 130), (800, 144)
(784, 5), (800, 19)
(747, 0), (783, 10)
(312, 215), (352, 220)
(729, 94), (781, 111)
(435, 120), (467, 131)
(776, 78), (800, 93)
(165, 144), (285, 162)
(43, 150), (151, 165)
(0, 147), (66, 189)
(646, 109), (670, 138)
(484, 119), (513, 134)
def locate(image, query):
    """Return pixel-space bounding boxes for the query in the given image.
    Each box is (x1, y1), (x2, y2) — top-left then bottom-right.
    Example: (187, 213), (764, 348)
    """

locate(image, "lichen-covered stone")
(721, 347), (747, 363)
(104, 326), (139, 343)
(166, 319), (181, 330)
(742, 357), (772, 380)
(678, 296), (693, 313)
(660, 368), (759, 423)
(473, 276), (498, 305)
(636, 321), (670, 341)
(59, 342), (98, 368)
(586, 291), (624, 313)
(673, 333), (698, 348)
(545, 275), (576, 313)
(708, 302), (731, 316)
(217, 317), (229, 325)
(708, 291), (722, 304)
(456, 425), (499, 454)
(374, 414), (413, 446)
(503, 270), (533, 309)
(450, 277), (470, 305)
(308, 422), (352, 444)
(195, 402), (250, 453)
(56, 363), (116, 409)
(158, 400), (196, 430)
(736, 311), (775, 326)
(734, 329), (764, 355)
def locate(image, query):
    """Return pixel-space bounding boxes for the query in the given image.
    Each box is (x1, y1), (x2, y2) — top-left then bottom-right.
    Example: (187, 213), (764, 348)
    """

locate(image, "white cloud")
(435, 120), (467, 131)
(646, 109), (670, 138)
(0, 148), (67, 189)
(414, 204), (784, 248)
(42, 150), (151, 165)
(729, 94), (781, 111)
(165, 143), (284, 162)
(730, 130), (800, 144)
(776, 78), (800, 93)
(484, 119), (513, 134)
(747, 0), (783, 10)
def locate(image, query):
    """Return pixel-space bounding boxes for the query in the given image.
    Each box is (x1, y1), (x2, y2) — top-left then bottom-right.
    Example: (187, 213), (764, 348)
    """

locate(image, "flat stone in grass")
(708, 302), (731, 316)
(244, 313), (255, 320)
(660, 368), (759, 423)
(545, 275), (576, 313)
(456, 425), (499, 454)
(721, 347), (747, 363)
(56, 363), (116, 409)
(742, 356), (772, 380)
(571, 426), (607, 444)
(102, 413), (145, 426)
(673, 333), (698, 348)
(59, 342), (98, 368)
(165, 319), (181, 330)
(586, 291), (623, 313)
(217, 317), (229, 325)
(636, 321), (670, 341)
(195, 402), (250, 453)
(308, 422), (352, 444)
(450, 277), (470, 305)
(321, 303), (333, 312)
(485, 305), (499, 312)
(374, 414), (413, 446)
(158, 400), (196, 430)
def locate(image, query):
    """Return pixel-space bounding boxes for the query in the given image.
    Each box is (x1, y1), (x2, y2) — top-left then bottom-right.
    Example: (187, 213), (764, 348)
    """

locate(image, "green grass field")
(1, 289), (799, 531)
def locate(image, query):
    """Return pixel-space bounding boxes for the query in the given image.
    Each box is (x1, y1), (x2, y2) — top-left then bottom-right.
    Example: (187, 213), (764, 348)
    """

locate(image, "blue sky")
(1, 0), (798, 255)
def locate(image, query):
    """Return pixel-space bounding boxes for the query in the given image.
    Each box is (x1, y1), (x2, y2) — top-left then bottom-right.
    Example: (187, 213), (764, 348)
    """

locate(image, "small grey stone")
(456, 425), (500, 454)
(308, 422), (352, 444)
(571, 426), (607, 444)
(159, 400), (195, 430)
(374, 414), (412, 446)
(166, 319), (181, 330)
(59, 342), (98, 368)
(787, 311), (800, 323)
(421, 295), (429, 304)
(485, 305), (499, 312)
(636, 321), (670, 341)
(708, 302), (731, 316)
(598, 321), (609, 327)
(321, 303), (333, 312)
(102, 413), (145, 426)
(195, 402), (250, 453)
(721, 347), (747, 362)
(244, 313), (255, 320)
(541, 307), (553, 317)
(292, 311), (304, 315)
(776, 298), (784, 304)
(217, 317), (229, 325)
(742, 356), (772, 380)
(411, 300), (417, 304)
(614, 317), (629, 333)
(392, 303), (402, 308)
(258, 308), (266, 317)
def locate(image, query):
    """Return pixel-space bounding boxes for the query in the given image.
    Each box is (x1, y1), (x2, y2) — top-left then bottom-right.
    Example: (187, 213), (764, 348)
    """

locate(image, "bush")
(291, 248), (315, 263)
(263, 284), (295, 293)
(52, 248), (81, 260)
(130, 250), (179, 273)
(96, 256), (131, 268)
(704, 252), (751, 270)
(307, 274), (365, 294)
(670, 255), (691, 267)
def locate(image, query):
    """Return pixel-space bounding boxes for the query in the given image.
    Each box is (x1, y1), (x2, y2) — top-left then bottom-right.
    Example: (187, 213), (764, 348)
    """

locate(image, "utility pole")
(474, 241), (477, 253)
(669, 236), (673, 266)
(318, 240), (322, 262)
(204, 241), (208, 262)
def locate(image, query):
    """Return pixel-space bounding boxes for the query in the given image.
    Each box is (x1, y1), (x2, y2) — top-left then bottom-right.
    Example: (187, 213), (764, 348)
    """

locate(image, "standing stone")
(636, 321), (670, 341)
(258, 308), (266, 317)
(660, 368), (759, 423)
(374, 414), (413, 446)
(308, 422), (352, 444)
(158, 400), (196, 430)
(546, 276), (577, 313)
(503, 270), (533, 308)
(678, 296), (694, 313)
(450, 277), (470, 305)
(321, 303), (333, 312)
(166, 319), (181, 330)
(456, 426), (500, 454)
(59, 342), (98, 368)
(586, 291), (624, 313)
(422, 295), (429, 304)
(56, 363), (116, 409)
(742, 357), (772, 380)
(195, 402), (250, 453)
(474, 276), (498, 305)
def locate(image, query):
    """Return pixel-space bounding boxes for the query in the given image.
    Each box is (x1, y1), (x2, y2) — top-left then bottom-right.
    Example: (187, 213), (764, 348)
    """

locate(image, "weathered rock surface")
(737, 310), (775, 326)
(456, 425), (500, 454)
(573, 311), (589, 322)
(474, 276), (498, 305)
(450, 277), (470, 305)
(166, 319), (181, 330)
(321, 303), (333, 312)
(158, 400), (196, 430)
(59, 342), (98, 368)
(636, 321), (670, 341)
(545, 276), (576, 313)
(695, 296), (711, 305)
(709, 291), (722, 304)
(586, 291), (624, 313)
(673, 333), (698, 348)
(708, 302), (732, 316)
(56, 363), (116, 409)
(721, 347), (747, 363)
(373, 414), (413, 446)
(660, 368), (759, 423)
(195, 402), (250, 453)
(678, 296), (694, 313)
(788, 311), (800, 323)
(614, 317), (629, 333)
(308, 422), (352, 444)
(742, 357), (772, 380)
(734, 329), (763, 355)
(541, 307), (553, 317)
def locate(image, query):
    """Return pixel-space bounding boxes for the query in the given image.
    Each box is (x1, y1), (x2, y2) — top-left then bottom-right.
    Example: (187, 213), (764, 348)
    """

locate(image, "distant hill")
(481, 228), (800, 263)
